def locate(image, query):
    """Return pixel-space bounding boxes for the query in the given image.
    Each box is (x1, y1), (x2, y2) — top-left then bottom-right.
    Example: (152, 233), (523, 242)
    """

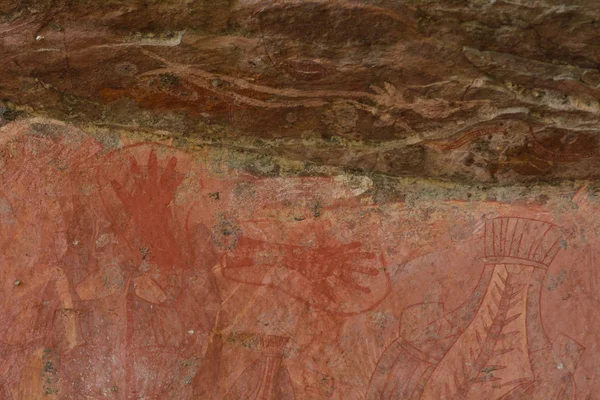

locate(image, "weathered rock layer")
(2, 0), (600, 182)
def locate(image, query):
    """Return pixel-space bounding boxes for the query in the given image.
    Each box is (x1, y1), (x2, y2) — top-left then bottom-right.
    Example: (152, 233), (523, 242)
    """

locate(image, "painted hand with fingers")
(110, 149), (184, 219)
(223, 235), (390, 315)
(283, 241), (380, 297)
(109, 148), (186, 268)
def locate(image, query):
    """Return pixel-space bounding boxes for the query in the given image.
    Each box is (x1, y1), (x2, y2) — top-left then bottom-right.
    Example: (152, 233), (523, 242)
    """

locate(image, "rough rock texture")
(1, 1), (600, 399)
(1, 119), (599, 399)
(2, 0), (600, 183)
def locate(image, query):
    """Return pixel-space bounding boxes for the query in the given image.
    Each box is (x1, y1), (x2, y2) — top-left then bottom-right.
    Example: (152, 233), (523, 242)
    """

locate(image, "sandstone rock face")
(0, 119), (598, 399)
(2, 0), (600, 182)
(1, 1), (599, 399)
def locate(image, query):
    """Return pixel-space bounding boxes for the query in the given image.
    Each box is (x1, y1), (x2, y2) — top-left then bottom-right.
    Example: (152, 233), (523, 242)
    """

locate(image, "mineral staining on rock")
(0, 119), (598, 399)
(1, 1), (600, 183)
(1, 0), (600, 399)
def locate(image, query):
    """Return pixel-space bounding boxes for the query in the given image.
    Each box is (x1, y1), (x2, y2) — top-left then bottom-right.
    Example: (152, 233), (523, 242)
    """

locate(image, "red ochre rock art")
(222, 213), (391, 316)
(0, 120), (599, 399)
(224, 334), (295, 400)
(366, 217), (584, 400)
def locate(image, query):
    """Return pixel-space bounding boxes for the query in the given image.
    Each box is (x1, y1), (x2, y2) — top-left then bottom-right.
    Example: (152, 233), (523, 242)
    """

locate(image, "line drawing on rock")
(222, 217), (391, 316)
(96, 143), (224, 399)
(224, 334), (295, 400)
(366, 217), (585, 400)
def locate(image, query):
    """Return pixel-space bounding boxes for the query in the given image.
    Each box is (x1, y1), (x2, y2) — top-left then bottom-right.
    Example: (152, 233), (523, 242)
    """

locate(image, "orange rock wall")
(0, 120), (598, 399)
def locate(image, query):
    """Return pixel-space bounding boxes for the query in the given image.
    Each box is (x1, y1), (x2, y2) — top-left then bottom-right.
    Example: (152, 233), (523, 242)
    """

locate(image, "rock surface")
(1, 1), (600, 399)
(2, 0), (600, 182)
(0, 118), (598, 399)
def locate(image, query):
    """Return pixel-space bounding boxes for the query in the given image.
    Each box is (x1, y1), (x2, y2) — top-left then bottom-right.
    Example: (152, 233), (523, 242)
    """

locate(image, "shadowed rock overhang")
(1, 0), (600, 183)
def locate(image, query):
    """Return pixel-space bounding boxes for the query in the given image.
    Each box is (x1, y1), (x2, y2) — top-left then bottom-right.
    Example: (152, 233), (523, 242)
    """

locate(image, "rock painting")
(223, 211), (390, 316)
(0, 120), (599, 399)
(224, 335), (295, 400)
(366, 217), (584, 400)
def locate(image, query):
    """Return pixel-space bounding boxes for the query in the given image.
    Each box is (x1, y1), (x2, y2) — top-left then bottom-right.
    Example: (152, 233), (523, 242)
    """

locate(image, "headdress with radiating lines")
(261, 335), (290, 356)
(484, 217), (563, 269)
